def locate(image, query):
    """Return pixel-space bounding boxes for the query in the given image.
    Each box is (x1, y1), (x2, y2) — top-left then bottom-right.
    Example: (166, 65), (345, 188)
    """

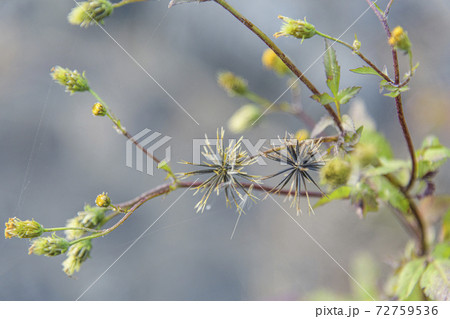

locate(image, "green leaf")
(375, 177), (409, 213)
(416, 138), (450, 178)
(350, 66), (383, 78)
(337, 86), (361, 105)
(396, 258), (427, 300)
(365, 158), (410, 177)
(432, 243), (450, 260)
(420, 259), (450, 301)
(314, 186), (351, 208)
(323, 40), (340, 97)
(311, 92), (334, 105)
(359, 129), (393, 160)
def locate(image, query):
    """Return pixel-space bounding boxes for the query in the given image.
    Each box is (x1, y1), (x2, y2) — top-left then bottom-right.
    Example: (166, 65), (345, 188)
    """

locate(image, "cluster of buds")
(62, 240), (92, 276)
(217, 71), (248, 96)
(261, 48), (290, 76)
(388, 26), (411, 53)
(274, 16), (316, 42)
(68, 0), (114, 28)
(51, 66), (90, 94)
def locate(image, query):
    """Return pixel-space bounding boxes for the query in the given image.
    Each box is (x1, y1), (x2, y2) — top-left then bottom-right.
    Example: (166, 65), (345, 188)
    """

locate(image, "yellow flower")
(95, 192), (111, 208)
(295, 129), (309, 141)
(261, 49), (290, 76)
(92, 102), (107, 116)
(5, 217), (44, 239)
(388, 26), (411, 53)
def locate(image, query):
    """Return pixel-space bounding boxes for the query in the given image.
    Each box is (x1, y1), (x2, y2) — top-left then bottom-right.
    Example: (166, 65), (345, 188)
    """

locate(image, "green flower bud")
(217, 72), (248, 96)
(95, 192), (111, 208)
(352, 143), (378, 167)
(274, 16), (316, 42)
(228, 104), (262, 133)
(65, 205), (107, 240)
(353, 34), (361, 51)
(51, 66), (90, 94)
(29, 235), (70, 257)
(4, 217), (44, 239)
(68, 0), (114, 28)
(62, 240), (92, 276)
(320, 157), (352, 188)
(388, 26), (411, 53)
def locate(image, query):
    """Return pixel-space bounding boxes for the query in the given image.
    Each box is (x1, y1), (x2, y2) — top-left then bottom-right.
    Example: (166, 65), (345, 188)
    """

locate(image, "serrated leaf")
(350, 66), (383, 78)
(315, 186), (351, 208)
(337, 86), (361, 105)
(324, 40), (340, 97)
(396, 258), (427, 300)
(311, 92), (334, 105)
(311, 115), (335, 137)
(420, 259), (450, 301)
(375, 177), (409, 213)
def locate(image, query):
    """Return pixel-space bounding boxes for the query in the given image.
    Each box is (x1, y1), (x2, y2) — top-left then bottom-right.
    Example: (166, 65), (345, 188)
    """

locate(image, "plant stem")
(89, 89), (162, 164)
(366, 0), (417, 192)
(44, 227), (102, 233)
(315, 30), (392, 83)
(213, 0), (343, 133)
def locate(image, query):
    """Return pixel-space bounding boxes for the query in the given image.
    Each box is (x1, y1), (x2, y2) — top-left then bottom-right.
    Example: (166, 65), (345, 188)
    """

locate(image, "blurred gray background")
(1, 0), (449, 300)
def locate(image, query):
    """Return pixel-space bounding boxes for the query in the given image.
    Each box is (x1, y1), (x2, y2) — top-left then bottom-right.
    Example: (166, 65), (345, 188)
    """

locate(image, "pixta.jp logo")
(126, 129), (171, 175)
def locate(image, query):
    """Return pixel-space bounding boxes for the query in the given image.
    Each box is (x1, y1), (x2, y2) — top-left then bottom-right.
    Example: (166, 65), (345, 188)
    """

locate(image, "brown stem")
(123, 130), (161, 164)
(117, 181), (325, 211)
(213, 0), (343, 133)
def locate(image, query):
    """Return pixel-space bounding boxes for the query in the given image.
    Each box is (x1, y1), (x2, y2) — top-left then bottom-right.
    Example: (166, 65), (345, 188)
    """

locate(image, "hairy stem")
(213, 0), (343, 132)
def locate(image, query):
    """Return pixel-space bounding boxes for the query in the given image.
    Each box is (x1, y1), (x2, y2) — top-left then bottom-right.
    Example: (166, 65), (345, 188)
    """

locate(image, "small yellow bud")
(95, 192), (111, 208)
(388, 26), (411, 53)
(217, 72), (248, 96)
(228, 104), (262, 133)
(353, 34), (361, 51)
(51, 66), (89, 94)
(320, 157), (352, 188)
(29, 235), (70, 257)
(261, 49), (290, 76)
(62, 240), (92, 276)
(4, 217), (44, 239)
(274, 16), (316, 42)
(295, 129), (309, 141)
(68, 0), (114, 28)
(92, 102), (107, 116)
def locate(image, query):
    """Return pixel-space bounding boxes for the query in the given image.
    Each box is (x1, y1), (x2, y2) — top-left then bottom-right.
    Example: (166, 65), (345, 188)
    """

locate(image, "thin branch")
(213, 0), (343, 133)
